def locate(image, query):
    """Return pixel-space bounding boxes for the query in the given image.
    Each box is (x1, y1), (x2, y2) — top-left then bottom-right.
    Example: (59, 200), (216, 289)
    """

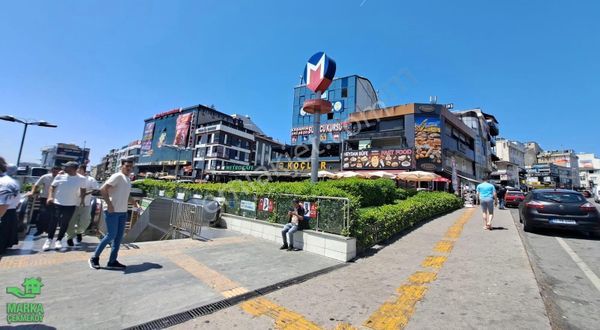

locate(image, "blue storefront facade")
(276, 75), (379, 171)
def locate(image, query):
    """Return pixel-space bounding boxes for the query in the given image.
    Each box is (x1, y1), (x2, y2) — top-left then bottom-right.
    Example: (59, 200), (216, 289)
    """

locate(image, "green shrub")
(351, 192), (463, 248)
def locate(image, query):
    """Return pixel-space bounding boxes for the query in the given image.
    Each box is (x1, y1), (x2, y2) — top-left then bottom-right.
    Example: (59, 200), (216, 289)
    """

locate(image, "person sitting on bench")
(280, 199), (305, 251)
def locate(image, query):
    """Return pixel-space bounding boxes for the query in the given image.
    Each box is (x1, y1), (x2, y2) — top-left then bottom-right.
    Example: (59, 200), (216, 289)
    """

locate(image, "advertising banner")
(415, 115), (442, 171)
(173, 113), (192, 146)
(141, 122), (155, 151)
(342, 149), (413, 170)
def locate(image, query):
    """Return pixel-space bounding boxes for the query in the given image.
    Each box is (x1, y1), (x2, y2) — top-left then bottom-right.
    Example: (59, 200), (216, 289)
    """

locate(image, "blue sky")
(1, 0), (598, 166)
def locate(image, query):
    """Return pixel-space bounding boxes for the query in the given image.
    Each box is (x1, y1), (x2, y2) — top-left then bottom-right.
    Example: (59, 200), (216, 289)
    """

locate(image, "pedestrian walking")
(43, 161), (86, 251)
(89, 159), (140, 270)
(476, 177), (497, 230)
(0, 157), (20, 255)
(66, 165), (98, 248)
(280, 199), (305, 251)
(497, 185), (507, 210)
(30, 165), (61, 236)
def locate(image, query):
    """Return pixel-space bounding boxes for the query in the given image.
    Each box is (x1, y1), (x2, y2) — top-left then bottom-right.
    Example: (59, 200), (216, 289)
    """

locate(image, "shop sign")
(240, 200), (256, 211)
(223, 165), (255, 171)
(275, 161), (330, 172)
(342, 149), (413, 170)
(153, 108), (182, 119)
(291, 122), (346, 136)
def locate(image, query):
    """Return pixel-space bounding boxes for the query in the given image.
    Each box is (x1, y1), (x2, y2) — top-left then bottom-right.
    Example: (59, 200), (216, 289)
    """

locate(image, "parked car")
(504, 191), (526, 207)
(582, 190), (592, 198)
(519, 189), (600, 236)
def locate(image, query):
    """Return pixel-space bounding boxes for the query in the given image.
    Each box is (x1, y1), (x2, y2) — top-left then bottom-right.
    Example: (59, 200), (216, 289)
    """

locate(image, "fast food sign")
(342, 149), (414, 170)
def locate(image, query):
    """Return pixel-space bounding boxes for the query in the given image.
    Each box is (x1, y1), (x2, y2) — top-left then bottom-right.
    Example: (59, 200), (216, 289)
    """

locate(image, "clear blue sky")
(1, 0), (598, 166)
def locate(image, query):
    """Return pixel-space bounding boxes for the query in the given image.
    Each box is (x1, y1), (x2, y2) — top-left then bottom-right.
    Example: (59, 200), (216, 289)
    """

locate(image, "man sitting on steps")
(280, 199), (305, 251)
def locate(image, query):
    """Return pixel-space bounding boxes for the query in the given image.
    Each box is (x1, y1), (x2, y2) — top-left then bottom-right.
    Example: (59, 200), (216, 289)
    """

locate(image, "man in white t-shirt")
(66, 165), (99, 248)
(31, 165), (61, 236)
(43, 161), (86, 251)
(0, 157), (20, 255)
(89, 159), (140, 270)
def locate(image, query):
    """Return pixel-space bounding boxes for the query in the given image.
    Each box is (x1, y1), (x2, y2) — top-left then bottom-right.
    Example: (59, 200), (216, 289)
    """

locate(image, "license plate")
(549, 219), (576, 225)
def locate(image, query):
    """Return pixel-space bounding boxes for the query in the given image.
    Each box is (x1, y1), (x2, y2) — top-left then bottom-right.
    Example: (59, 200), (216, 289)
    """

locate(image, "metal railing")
(162, 200), (208, 240)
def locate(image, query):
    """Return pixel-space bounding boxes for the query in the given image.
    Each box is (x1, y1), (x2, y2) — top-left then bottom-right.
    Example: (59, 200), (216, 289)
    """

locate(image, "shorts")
(480, 198), (494, 214)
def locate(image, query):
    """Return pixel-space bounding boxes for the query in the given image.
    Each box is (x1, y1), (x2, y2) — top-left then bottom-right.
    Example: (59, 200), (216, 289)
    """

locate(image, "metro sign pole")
(301, 52), (336, 183)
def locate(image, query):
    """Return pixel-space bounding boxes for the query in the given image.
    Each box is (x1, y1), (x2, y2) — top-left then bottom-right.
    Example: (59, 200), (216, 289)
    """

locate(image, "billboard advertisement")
(414, 115), (442, 171)
(141, 122), (155, 152)
(342, 149), (413, 170)
(174, 113), (192, 146)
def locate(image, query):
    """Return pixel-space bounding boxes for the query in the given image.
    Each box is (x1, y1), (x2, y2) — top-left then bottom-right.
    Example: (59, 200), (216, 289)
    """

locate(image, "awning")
(456, 173), (480, 184)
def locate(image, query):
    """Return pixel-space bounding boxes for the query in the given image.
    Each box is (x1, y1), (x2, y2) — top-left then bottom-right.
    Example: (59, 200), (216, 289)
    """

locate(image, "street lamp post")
(163, 144), (191, 180)
(0, 115), (57, 166)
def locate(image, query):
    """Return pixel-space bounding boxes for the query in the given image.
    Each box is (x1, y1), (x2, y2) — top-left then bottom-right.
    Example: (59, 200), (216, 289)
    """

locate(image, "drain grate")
(126, 262), (348, 330)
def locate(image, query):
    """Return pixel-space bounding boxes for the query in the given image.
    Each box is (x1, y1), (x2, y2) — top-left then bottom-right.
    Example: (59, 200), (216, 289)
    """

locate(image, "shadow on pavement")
(526, 228), (600, 241)
(489, 226), (508, 231)
(123, 262), (163, 274)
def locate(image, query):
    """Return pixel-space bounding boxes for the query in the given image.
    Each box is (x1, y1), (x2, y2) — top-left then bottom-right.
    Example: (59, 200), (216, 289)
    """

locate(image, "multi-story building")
(94, 148), (120, 181)
(279, 75), (379, 172)
(346, 102), (478, 190)
(136, 105), (232, 178)
(526, 163), (572, 189)
(453, 108), (500, 181)
(41, 143), (90, 168)
(192, 114), (282, 175)
(524, 142), (543, 167)
(493, 138), (526, 188)
(536, 149), (580, 188)
(577, 153), (600, 189)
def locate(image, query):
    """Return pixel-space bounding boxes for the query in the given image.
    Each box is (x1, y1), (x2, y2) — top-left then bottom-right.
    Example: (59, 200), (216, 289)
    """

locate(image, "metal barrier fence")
(162, 201), (208, 240)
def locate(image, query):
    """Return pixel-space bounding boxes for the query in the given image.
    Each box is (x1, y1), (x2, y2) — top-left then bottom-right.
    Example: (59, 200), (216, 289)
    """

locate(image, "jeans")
(48, 205), (76, 240)
(499, 198), (505, 209)
(94, 212), (127, 263)
(281, 223), (298, 247)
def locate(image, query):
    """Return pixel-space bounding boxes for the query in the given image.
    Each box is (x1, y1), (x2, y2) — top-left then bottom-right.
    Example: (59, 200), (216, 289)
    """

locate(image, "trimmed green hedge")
(132, 179), (462, 247)
(352, 192), (463, 248)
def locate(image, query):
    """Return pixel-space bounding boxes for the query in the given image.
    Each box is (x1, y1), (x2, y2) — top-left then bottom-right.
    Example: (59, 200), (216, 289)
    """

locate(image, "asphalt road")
(509, 201), (600, 330)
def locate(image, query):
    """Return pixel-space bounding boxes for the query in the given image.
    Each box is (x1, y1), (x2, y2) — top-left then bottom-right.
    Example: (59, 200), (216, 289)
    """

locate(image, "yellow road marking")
(364, 285), (427, 329)
(165, 253), (243, 294)
(421, 256), (447, 269)
(334, 322), (359, 330)
(363, 208), (475, 330)
(241, 297), (323, 330)
(433, 240), (454, 253)
(408, 271), (437, 284)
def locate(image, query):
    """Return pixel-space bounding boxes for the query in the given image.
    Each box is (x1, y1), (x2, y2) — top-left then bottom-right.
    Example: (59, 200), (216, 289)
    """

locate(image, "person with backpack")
(497, 185), (507, 210)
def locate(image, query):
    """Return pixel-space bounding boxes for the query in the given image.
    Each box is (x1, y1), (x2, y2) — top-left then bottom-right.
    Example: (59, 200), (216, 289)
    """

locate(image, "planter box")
(222, 214), (356, 262)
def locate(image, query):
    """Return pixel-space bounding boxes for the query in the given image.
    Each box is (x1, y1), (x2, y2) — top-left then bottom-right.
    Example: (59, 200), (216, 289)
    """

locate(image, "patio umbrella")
(396, 171), (440, 182)
(318, 170), (337, 179)
(335, 171), (360, 179)
(369, 171), (397, 179)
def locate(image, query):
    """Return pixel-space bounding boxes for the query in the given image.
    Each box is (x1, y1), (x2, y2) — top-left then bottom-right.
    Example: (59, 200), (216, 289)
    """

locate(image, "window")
(379, 118), (404, 131)
(327, 113), (334, 120)
(341, 87), (348, 98)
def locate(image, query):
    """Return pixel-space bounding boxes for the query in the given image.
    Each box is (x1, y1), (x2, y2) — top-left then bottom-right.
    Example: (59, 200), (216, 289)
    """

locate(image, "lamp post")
(163, 144), (191, 180)
(0, 115), (57, 166)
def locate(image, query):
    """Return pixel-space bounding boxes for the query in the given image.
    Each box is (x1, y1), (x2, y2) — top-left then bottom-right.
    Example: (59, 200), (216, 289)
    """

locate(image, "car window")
(534, 192), (585, 203)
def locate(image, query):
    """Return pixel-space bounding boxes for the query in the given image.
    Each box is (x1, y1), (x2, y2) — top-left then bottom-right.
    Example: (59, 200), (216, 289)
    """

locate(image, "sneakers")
(106, 261), (127, 270)
(88, 257), (100, 270)
(67, 239), (74, 247)
(76, 234), (83, 243)
(54, 240), (63, 250)
(287, 245), (294, 251)
(279, 244), (288, 250)
(42, 239), (52, 251)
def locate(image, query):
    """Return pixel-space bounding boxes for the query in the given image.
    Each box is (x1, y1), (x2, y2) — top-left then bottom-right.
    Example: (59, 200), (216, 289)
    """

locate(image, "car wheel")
(523, 218), (534, 233)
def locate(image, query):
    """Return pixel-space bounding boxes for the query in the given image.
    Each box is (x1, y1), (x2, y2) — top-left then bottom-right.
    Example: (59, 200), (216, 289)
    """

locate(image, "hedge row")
(353, 192), (463, 248)
(132, 178), (414, 208)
